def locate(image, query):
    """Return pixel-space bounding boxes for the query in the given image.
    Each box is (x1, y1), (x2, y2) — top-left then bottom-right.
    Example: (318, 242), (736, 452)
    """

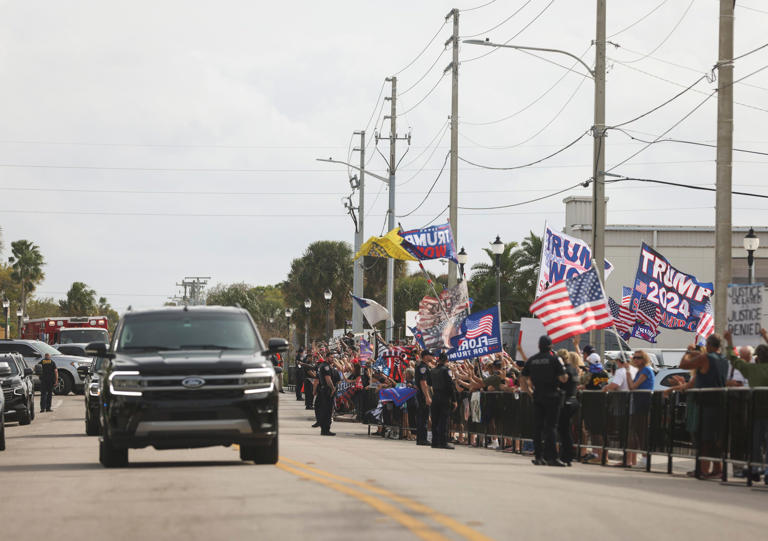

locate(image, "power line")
(397, 151), (450, 218)
(460, 75), (587, 149)
(609, 75), (708, 129)
(607, 0), (670, 38)
(462, 0), (534, 39)
(457, 180), (589, 210)
(618, 0), (694, 64)
(399, 123), (450, 187)
(461, 44), (592, 126)
(610, 128), (768, 157)
(399, 47), (450, 97)
(460, 0), (499, 12)
(399, 71), (448, 116)
(458, 129), (590, 170)
(604, 175), (768, 199)
(419, 205), (449, 228)
(393, 20), (448, 76)
(462, 0), (556, 63)
(737, 3), (768, 16)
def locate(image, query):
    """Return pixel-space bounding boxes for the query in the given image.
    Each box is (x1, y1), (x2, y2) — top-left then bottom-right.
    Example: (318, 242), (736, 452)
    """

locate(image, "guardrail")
(353, 387), (768, 487)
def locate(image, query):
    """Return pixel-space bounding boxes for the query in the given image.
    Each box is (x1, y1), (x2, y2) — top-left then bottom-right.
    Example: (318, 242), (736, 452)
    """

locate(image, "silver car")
(653, 368), (692, 391)
(0, 340), (91, 395)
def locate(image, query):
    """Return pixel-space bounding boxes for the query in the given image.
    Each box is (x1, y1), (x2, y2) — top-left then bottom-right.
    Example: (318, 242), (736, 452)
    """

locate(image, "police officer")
(37, 353), (58, 412)
(520, 336), (568, 466)
(415, 350), (434, 446)
(315, 356), (336, 436)
(429, 352), (454, 449)
(302, 351), (316, 411)
(295, 347), (305, 401)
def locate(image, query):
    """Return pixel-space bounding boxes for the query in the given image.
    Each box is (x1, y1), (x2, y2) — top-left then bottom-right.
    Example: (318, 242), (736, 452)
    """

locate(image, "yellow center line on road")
(275, 462), (450, 541)
(279, 457), (494, 541)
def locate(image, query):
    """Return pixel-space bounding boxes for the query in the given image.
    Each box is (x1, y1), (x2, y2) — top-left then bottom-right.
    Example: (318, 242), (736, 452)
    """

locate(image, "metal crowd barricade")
(351, 384), (768, 487)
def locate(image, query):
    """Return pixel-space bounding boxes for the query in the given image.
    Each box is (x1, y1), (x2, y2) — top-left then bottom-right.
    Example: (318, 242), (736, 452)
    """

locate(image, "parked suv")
(0, 353), (35, 424)
(0, 339), (91, 395)
(0, 380), (5, 450)
(91, 306), (287, 468)
(77, 354), (108, 435)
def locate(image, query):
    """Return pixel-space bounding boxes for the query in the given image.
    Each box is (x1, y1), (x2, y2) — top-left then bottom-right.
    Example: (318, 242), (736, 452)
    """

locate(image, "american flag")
(608, 297), (634, 334)
(529, 267), (614, 343)
(465, 313), (494, 339)
(621, 286), (632, 307)
(637, 297), (662, 334)
(696, 298), (715, 338)
(635, 280), (648, 295)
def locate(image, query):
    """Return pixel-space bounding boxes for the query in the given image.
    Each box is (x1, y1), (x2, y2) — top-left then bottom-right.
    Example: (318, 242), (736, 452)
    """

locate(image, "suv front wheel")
(54, 372), (73, 395)
(240, 437), (278, 465)
(99, 433), (128, 468)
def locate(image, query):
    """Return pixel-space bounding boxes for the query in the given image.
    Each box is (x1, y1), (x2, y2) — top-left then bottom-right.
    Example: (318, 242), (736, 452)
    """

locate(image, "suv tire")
(85, 411), (100, 436)
(29, 397), (35, 421)
(0, 415), (5, 451)
(17, 406), (32, 425)
(99, 433), (128, 468)
(240, 437), (278, 464)
(54, 372), (74, 396)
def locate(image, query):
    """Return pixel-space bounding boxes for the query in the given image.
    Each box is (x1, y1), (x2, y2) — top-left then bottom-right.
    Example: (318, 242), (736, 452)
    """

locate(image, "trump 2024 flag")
(351, 294), (391, 326)
(529, 267), (613, 343)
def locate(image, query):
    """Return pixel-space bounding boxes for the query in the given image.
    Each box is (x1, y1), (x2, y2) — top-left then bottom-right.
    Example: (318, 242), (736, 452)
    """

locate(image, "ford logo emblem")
(182, 377), (205, 389)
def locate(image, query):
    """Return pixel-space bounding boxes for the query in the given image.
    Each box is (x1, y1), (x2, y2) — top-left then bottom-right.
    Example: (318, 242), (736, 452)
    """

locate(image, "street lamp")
(744, 227), (760, 284)
(303, 298), (312, 348)
(457, 247), (468, 283)
(323, 288), (333, 341)
(491, 236), (504, 321)
(16, 309), (23, 339)
(1, 297), (9, 339)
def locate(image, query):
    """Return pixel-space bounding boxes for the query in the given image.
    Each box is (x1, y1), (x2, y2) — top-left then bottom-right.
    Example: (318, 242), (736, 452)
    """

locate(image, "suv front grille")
(109, 368), (274, 397)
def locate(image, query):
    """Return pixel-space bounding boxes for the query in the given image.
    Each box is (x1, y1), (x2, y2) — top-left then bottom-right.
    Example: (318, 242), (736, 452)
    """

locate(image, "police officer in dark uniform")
(36, 353), (58, 412)
(521, 336), (568, 466)
(429, 352), (454, 449)
(415, 350), (434, 446)
(302, 352), (316, 411)
(294, 347), (305, 401)
(315, 356), (336, 436)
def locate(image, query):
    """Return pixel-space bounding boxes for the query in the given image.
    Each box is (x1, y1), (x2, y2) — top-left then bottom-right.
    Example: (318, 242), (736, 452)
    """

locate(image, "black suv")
(77, 354), (108, 436)
(0, 353), (35, 425)
(90, 306), (287, 468)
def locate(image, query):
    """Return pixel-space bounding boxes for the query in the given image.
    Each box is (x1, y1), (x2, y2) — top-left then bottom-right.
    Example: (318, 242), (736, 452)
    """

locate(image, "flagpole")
(397, 221), (451, 320)
(591, 259), (629, 363)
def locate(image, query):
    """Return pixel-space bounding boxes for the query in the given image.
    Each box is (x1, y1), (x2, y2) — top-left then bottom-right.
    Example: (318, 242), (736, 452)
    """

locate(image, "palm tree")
(511, 231), (543, 306)
(9, 240), (45, 317)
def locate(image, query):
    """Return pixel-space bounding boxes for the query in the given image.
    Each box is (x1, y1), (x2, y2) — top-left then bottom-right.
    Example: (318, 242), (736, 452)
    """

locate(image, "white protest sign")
(727, 283), (763, 347)
(518, 317), (546, 360)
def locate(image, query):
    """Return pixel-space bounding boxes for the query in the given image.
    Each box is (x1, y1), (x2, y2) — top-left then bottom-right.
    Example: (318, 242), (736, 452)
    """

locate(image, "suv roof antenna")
(126, 305), (132, 312)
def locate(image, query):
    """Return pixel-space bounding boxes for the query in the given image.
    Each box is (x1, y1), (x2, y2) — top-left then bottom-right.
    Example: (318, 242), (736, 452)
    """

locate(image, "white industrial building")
(563, 196), (767, 348)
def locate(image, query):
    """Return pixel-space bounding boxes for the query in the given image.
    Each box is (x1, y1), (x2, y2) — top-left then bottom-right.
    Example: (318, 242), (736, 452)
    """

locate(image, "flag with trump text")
(530, 267), (613, 343)
(398, 223), (458, 263)
(446, 306), (502, 361)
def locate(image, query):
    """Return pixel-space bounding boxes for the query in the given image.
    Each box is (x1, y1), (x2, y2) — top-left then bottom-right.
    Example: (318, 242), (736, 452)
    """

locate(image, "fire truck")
(22, 316), (110, 345)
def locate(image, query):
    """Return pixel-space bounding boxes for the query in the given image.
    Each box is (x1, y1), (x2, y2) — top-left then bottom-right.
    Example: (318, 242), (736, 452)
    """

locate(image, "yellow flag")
(354, 227), (417, 261)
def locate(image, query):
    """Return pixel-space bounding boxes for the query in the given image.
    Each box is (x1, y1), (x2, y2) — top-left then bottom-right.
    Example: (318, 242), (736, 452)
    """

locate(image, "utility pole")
(714, 0), (734, 333)
(176, 276), (211, 306)
(351, 130), (366, 334)
(592, 0), (607, 360)
(446, 8), (460, 288)
(378, 77), (408, 342)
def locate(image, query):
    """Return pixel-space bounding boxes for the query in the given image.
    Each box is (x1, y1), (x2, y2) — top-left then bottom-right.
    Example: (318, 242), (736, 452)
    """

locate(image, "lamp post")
(16, 309), (23, 339)
(457, 247), (468, 283)
(303, 298), (311, 348)
(744, 228), (760, 284)
(323, 288), (333, 341)
(491, 236), (504, 321)
(1, 298), (9, 339)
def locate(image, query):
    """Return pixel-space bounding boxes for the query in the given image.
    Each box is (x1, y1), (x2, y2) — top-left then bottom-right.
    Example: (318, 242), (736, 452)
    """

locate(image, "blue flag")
(445, 306), (502, 361)
(398, 223), (458, 263)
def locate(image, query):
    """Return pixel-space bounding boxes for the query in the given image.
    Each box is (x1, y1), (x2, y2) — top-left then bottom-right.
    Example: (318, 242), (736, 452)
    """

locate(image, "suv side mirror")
(85, 342), (109, 358)
(33, 364), (42, 376)
(265, 338), (289, 355)
(23, 367), (33, 377)
(76, 365), (90, 379)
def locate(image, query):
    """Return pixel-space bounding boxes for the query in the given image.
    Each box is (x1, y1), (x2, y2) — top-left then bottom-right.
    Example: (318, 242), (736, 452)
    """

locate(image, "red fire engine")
(21, 316), (110, 345)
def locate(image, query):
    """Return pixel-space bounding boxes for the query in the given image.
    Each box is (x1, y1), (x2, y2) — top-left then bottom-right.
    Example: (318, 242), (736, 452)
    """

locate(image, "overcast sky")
(0, 0), (766, 313)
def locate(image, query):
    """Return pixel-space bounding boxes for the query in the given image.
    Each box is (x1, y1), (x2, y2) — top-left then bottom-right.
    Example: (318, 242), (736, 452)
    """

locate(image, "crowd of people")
(289, 328), (768, 483)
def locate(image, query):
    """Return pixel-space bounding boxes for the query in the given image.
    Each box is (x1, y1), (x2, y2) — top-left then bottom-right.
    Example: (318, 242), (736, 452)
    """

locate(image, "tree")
(205, 283), (285, 330)
(362, 256), (408, 303)
(9, 240), (45, 316)
(59, 282), (97, 315)
(393, 272), (434, 330)
(26, 297), (62, 319)
(468, 240), (531, 321)
(97, 297), (120, 331)
(282, 241), (353, 340)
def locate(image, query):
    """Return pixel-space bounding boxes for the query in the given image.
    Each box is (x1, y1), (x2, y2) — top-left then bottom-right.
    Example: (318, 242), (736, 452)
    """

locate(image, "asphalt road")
(1, 393), (766, 541)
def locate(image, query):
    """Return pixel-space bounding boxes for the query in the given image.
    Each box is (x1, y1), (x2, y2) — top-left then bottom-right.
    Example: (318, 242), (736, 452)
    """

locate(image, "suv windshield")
(35, 342), (62, 356)
(60, 329), (109, 344)
(116, 311), (262, 352)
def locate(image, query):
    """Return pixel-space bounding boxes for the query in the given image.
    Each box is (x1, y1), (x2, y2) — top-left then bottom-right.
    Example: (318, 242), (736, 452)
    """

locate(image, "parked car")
(0, 364), (7, 451)
(0, 353), (35, 424)
(654, 368), (692, 391)
(0, 339), (91, 395)
(94, 306), (286, 467)
(76, 354), (108, 435)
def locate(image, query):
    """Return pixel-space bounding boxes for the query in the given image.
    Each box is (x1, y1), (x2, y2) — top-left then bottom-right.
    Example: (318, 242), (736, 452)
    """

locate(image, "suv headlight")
(109, 371), (143, 396)
(242, 368), (274, 395)
(13, 385), (24, 396)
(71, 361), (91, 369)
